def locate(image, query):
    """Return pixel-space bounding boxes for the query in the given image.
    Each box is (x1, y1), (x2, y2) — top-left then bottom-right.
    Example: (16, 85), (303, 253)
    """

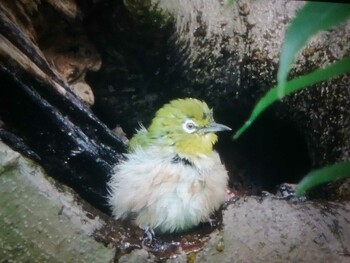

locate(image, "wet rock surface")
(0, 141), (115, 262)
(2, 141), (349, 262)
(196, 197), (350, 263)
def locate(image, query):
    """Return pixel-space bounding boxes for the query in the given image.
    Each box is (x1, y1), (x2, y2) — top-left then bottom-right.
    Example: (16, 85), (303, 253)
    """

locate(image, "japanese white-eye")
(108, 98), (230, 234)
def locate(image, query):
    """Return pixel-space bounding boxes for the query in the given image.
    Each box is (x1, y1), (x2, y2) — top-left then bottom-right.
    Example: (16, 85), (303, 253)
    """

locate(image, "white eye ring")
(182, 120), (197, 133)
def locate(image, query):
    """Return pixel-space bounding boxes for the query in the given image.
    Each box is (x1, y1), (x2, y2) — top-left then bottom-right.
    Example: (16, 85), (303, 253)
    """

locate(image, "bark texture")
(0, 141), (115, 262)
(195, 197), (350, 263)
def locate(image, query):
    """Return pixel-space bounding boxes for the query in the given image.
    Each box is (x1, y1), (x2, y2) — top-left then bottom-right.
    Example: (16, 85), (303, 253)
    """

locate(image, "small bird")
(108, 98), (230, 235)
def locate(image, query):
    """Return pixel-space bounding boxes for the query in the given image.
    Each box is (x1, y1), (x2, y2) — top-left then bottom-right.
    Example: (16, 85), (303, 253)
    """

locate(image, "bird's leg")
(226, 188), (236, 201)
(140, 226), (155, 244)
(276, 183), (296, 199)
(276, 183), (307, 201)
(207, 218), (217, 228)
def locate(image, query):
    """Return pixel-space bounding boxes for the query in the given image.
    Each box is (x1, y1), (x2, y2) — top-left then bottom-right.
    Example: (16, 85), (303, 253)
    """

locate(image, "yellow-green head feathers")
(129, 98), (231, 157)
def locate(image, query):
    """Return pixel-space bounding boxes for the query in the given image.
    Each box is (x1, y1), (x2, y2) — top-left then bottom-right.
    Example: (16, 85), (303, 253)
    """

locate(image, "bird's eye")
(183, 120), (197, 133)
(186, 122), (194, 129)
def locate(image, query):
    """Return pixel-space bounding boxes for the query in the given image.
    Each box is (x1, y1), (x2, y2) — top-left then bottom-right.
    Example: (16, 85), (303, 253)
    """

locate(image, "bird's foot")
(276, 183), (296, 199)
(226, 188), (236, 201)
(207, 218), (217, 228)
(222, 188), (238, 208)
(140, 226), (155, 244)
(276, 183), (307, 201)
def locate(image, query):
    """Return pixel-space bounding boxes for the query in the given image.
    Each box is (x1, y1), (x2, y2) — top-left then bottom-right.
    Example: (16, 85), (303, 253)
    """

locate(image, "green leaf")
(277, 2), (350, 98)
(295, 161), (350, 196)
(233, 57), (350, 139)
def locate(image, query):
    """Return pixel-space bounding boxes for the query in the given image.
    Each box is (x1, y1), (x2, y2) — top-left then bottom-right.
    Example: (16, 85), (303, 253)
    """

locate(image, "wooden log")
(0, 5), (127, 212)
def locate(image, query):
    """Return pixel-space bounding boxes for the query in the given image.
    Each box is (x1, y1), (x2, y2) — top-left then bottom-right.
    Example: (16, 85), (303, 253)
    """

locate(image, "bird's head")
(130, 98), (231, 159)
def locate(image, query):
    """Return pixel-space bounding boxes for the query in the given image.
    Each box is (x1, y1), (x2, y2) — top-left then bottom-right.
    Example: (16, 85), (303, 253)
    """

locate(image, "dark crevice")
(217, 107), (311, 196)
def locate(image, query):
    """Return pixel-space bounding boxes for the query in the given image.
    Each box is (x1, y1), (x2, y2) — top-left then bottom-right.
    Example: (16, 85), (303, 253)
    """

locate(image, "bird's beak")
(200, 122), (231, 133)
